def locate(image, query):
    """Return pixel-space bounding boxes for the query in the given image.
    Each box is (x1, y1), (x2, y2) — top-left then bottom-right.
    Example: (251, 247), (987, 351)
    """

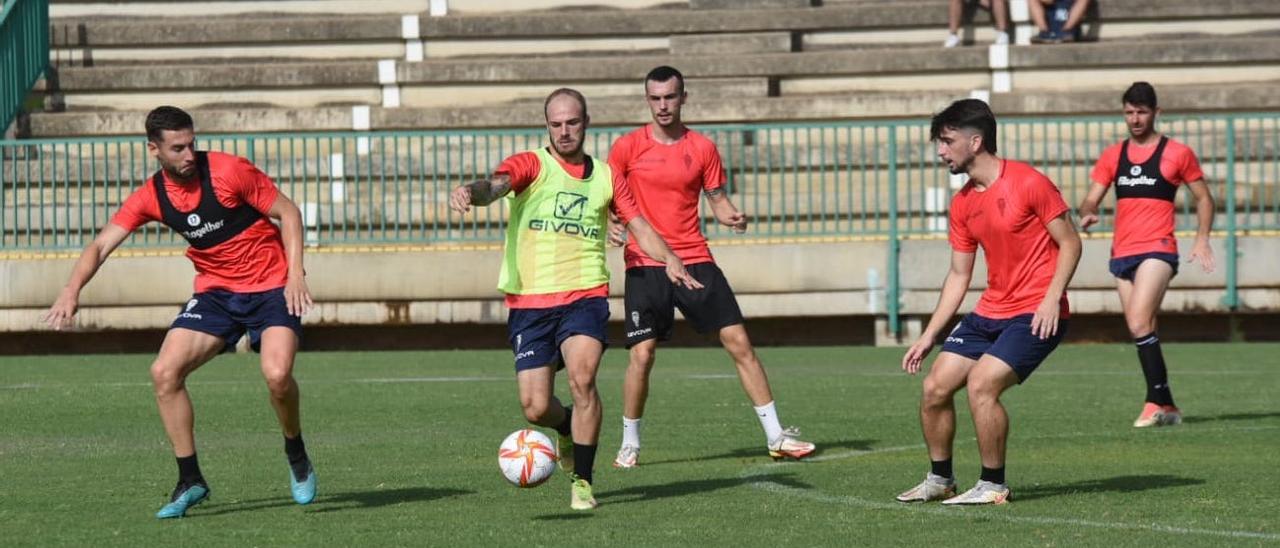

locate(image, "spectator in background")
(944, 0), (1009, 48)
(1029, 0), (1092, 43)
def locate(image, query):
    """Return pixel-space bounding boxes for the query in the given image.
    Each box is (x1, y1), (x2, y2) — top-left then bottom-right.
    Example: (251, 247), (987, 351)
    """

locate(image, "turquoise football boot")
(155, 483), (209, 519)
(290, 461), (317, 505)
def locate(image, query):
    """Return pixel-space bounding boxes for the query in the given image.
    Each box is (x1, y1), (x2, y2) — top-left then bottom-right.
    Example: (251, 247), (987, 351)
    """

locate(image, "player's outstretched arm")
(42, 223), (131, 330)
(1031, 212), (1082, 339)
(1076, 183), (1109, 232)
(449, 175), (512, 213)
(268, 193), (314, 317)
(705, 188), (747, 233)
(903, 250), (975, 375)
(1186, 179), (1215, 273)
(625, 216), (704, 290)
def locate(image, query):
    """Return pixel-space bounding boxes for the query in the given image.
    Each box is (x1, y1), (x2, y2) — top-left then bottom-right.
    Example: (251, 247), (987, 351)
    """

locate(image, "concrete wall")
(5, 236), (1275, 339)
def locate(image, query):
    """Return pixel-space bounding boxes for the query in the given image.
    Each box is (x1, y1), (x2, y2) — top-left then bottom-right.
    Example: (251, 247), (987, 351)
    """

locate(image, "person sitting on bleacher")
(944, 0), (1010, 48)
(1029, 0), (1092, 43)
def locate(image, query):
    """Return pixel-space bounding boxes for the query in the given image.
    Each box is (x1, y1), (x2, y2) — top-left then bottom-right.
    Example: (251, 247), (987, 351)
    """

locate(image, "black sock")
(572, 443), (597, 484)
(980, 466), (1005, 485)
(176, 454), (205, 486)
(553, 407), (573, 437)
(285, 434), (310, 479)
(930, 459), (953, 480)
(1135, 333), (1175, 406)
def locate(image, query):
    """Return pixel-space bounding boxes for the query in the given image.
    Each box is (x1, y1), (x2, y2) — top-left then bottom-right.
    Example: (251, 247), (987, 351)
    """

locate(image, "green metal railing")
(0, 0), (48, 132)
(4, 114), (1277, 252)
(3, 113), (1277, 328)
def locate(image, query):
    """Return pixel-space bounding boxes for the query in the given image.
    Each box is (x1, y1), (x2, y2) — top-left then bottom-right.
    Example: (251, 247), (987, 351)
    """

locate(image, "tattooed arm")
(449, 174), (513, 213)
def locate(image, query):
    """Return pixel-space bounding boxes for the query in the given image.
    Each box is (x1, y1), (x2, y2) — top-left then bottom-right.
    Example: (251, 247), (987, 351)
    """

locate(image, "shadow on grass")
(1182, 411), (1280, 424)
(197, 486), (473, 516)
(1013, 474), (1204, 502)
(531, 513), (595, 521)
(642, 438), (877, 467)
(597, 472), (810, 506)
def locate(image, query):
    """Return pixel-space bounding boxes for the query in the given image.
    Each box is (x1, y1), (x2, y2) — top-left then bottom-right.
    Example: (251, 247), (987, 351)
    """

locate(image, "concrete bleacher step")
(26, 77), (1280, 138)
(49, 0), (683, 18)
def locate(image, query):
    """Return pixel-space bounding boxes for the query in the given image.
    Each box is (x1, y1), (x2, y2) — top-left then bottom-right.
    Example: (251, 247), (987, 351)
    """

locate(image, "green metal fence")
(0, 0), (48, 133)
(3, 113), (1277, 253)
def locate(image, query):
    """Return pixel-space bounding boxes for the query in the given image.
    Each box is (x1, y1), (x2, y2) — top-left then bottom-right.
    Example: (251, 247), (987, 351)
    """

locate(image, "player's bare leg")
(943, 356), (1017, 505)
(150, 328), (222, 518)
(151, 328), (222, 459)
(517, 366), (566, 426)
(616, 339), (657, 468)
(720, 324), (773, 405)
(516, 363), (573, 473)
(259, 326), (314, 504)
(621, 339), (657, 419)
(1120, 259), (1179, 427)
(897, 351), (970, 502)
(561, 334), (603, 509)
(259, 327), (302, 437)
(719, 324), (814, 460)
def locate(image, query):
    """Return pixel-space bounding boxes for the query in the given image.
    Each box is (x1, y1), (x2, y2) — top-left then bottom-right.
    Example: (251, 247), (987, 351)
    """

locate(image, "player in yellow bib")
(449, 88), (701, 511)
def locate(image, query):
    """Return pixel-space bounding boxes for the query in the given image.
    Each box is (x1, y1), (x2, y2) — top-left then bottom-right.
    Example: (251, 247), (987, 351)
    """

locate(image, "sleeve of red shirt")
(1090, 143), (1121, 187)
(1028, 174), (1071, 225)
(607, 134), (633, 177)
(609, 170), (642, 225)
(948, 197), (977, 253)
(495, 151), (542, 195)
(108, 184), (159, 232)
(228, 156), (281, 214)
(698, 136), (727, 191)
(1171, 142), (1205, 184)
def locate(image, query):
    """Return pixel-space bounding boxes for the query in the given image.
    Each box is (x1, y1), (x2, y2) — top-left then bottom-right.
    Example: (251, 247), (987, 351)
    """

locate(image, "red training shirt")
(494, 149), (642, 309)
(607, 125), (726, 269)
(949, 160), (1071, 319)
(1089, 137), (1203, 258)
(110, 151), (288, 293)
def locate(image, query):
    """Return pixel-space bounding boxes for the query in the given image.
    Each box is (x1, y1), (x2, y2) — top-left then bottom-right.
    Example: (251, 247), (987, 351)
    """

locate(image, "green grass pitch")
(2, 343), (1278, 546)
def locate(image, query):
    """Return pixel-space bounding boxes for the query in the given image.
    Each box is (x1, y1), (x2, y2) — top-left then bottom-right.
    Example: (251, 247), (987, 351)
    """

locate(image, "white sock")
(622, 417), (642, 448)
(754, 401), (784, 445)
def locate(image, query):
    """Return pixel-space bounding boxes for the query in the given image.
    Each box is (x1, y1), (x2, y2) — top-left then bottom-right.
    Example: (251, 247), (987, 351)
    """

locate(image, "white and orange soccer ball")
(498, 429), (559, 488)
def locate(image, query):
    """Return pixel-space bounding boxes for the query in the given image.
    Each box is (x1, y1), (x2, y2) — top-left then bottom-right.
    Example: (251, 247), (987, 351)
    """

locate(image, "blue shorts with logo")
(507, 297), (609, 372)
(1109, 252), (1179, 281)
(940, 312), (1067, 383)
(170, 287), (303, 353)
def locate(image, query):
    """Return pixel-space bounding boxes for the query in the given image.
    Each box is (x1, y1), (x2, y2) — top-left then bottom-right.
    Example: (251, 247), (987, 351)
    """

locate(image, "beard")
(947, 155), (972, 175)
(552, 139), (582, 157)
(164, 163), (196, 181)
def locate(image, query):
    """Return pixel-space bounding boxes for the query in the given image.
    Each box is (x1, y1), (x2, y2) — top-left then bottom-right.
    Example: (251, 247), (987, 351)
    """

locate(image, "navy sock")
(554, 407), (573, 437)
(573, 443), (597, 484)
(980, 466), (1005, 485)
(176, 454), (205, 486)
(930, 459), (953, 480)
(1135, 333), (1175, 406)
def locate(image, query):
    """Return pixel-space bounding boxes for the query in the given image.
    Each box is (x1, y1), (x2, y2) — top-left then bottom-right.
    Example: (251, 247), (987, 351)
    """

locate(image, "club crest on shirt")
(997, 198), (1007, 217)
(1129, 165), (1142, 177)
(187, 213), (201, 226)
(683, 153), (693, 169)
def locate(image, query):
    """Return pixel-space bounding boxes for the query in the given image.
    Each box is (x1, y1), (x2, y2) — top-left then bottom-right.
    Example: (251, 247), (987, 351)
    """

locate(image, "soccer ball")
(498, 429), (559, 488)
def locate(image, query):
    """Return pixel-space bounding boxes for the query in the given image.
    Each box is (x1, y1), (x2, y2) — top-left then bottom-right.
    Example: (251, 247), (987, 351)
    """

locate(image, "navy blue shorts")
(170, 287), (303, 353)
(940, 313), (1066, 383)
(1109, 252), (1179, 281)
(507, 297), (609, 372)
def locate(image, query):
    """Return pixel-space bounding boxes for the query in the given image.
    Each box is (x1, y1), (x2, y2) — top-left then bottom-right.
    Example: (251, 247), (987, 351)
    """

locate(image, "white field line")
(743, 426), (1280, 541)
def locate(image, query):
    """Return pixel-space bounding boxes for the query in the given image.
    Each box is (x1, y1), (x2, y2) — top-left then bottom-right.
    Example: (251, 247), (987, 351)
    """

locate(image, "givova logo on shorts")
(177, 298), (203, 320)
